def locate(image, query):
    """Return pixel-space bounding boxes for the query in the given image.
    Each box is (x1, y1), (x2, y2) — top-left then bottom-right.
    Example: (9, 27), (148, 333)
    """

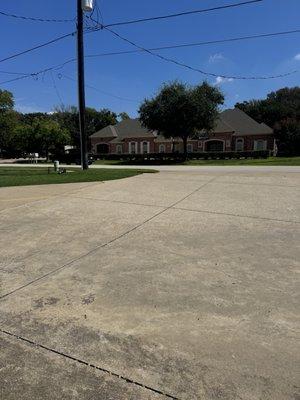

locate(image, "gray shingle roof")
(220, 108), (273, 136)
(91, 110), (273, 140)
(90, 125), (118, 138)
(91, 118), (156, 139)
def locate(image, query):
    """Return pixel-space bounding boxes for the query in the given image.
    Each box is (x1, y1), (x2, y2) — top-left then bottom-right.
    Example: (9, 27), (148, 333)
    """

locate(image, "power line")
(50, 71), (64, 104)
(0, 68), (139, 103)
(0, 70), (29, 75)
(103, 26), (298, 80)
(59, 73), (139, 102)
(2, 28), (299, 78)
(1, 0), (262, 27)
(0, 10), (74, 23)
(85, 29), (300, 59)
(0, 32), (76, 64)
(1, 26), (298, 85)
(0, 62), (70, 85)
(0, 1), (265, 67)
(103, 0), (263, 28)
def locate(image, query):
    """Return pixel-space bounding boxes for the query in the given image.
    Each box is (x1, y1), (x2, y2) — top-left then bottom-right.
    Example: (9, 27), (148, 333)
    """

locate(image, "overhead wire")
(103, 0), (263, 28)
(102, 26), (298, 80)
(84, 29), (300, 59)
(58, 73), (139, 102)
(0, 10), (74, 23)
(0, 32), (76, 64)
(1, 26), (299, 84)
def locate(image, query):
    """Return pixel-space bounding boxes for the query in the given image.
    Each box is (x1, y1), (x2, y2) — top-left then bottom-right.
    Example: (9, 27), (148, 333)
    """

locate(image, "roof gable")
(220, 108), (273, 135)
(91, 118), (156, 139)
(90, 125), (117, 138)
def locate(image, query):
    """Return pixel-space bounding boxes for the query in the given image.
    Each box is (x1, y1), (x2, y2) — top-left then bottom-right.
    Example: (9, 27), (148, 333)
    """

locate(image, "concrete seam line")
(68, 195), (166, 209)
(174, 207), (300, 224)
(0, 329), (181, 400)
(134, 175), (300, 188)
(0, 176), (219, 300)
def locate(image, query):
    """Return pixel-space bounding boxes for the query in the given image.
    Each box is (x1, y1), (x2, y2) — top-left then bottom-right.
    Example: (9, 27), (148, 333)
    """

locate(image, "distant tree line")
(0, 88), (129, 159)
(235, 87), (300, 156)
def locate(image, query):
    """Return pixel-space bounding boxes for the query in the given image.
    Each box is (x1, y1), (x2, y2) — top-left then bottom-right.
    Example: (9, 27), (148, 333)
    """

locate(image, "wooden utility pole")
(77, 0), (88, 169)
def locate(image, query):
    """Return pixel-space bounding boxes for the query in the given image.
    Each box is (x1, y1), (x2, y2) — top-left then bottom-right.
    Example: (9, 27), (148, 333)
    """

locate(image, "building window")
(187, 144), (193, 153)
(142, 141), (149, 154)
(97, 143), (109, 154)
(205, 140), (224, 152)
(198, 141), (203, 148)
(129, 142), (137, 154)
(254, 140), (267, 151)
(116, 145), (122, 154)
(226, 140), (231, 148)
(235, 138), (244, 151)
(159, 144), (165, 153)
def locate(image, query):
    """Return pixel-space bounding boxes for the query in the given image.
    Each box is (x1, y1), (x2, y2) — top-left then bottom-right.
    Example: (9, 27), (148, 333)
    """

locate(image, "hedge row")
(95, 150), (270, 161)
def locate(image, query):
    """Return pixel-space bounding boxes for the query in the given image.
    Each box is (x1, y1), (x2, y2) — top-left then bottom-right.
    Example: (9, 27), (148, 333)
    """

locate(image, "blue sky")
(0, 0), (300, 116)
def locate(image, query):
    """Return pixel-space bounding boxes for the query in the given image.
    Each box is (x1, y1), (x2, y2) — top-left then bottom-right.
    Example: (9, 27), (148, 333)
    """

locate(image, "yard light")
(82, 0), (94, 12)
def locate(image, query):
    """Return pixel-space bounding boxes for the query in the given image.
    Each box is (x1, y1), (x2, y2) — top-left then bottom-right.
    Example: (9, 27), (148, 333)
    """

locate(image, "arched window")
(116, 145), (122, 154)
(129, 142), (137, 154)
(187, 143), (193, 153)
(159, 144), (165, 153)
(235, 138), (244, 151)
(142, 141), (149, 154)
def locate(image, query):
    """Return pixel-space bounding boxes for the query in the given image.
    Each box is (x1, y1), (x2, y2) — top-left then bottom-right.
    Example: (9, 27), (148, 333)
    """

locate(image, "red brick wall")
(238, 135), (274, 151)
(90, 133), (274, 154)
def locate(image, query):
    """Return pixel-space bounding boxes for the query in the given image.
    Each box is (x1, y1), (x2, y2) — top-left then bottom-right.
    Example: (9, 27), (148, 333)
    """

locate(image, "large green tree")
(236, 87), (300, 155)
(12, 119), (70, 159)
(0, 89), (19, 155)
(139, 81), (224, 158)
(52, 105), (118, 148)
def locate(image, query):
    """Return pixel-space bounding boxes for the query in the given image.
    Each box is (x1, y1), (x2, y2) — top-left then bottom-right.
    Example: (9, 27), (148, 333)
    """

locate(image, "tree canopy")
(236, 87), (300, 155)
(139, 81), (224, 157)
(0, 88), (125, 158)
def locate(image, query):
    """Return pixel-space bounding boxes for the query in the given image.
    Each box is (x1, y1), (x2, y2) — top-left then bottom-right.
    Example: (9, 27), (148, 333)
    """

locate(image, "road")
(0, 167), (299, 399)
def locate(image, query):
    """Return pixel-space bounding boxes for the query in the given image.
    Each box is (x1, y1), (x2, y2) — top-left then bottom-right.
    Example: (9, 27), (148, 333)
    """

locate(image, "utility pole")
(77, 0), (88, 169)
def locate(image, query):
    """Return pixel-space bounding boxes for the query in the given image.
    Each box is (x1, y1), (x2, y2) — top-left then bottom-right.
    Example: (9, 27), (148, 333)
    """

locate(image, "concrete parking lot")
(0, 167), (299, 400)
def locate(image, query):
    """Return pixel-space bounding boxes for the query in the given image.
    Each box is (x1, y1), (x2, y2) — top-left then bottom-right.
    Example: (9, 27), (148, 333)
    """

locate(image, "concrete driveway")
(0, 167), (299, 400)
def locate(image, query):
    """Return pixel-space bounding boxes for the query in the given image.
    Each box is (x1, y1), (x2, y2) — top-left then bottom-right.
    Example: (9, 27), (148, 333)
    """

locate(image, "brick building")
(90, 108), (275, 155)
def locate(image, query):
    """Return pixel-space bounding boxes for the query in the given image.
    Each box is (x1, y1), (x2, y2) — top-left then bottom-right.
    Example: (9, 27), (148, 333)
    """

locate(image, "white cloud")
(15, 103), (45, 114)
(294, 53), (300, 61)
(214, 76), (234, 86)
(209, 53), (225, 63)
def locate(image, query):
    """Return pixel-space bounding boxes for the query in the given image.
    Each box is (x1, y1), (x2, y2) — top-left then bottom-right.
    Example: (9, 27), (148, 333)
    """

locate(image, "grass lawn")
(0, 167), (156, 188)
(94, 156), (300, 166)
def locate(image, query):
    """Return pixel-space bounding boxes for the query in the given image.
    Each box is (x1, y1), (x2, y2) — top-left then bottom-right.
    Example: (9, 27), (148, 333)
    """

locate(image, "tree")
(0, 89), (14, 111)
(236, 87), (300, 155)
(118, 112), (130, 121)
(34, 119), (70, 159)
(12, 119), (70, 159)
(0, 89), (19, 155)
(85, 107), (117, 137)
(139, 81), (224, 158)
(52, 105), (117, 148)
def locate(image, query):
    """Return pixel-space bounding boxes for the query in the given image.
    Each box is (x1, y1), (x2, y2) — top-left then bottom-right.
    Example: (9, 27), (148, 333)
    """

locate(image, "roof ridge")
(110, 125), (118, 137)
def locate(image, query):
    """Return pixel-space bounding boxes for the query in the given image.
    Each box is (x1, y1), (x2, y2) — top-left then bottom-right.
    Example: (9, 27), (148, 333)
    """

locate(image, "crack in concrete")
(174, 207), (300, 224)
(0, 329), (181, 399)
